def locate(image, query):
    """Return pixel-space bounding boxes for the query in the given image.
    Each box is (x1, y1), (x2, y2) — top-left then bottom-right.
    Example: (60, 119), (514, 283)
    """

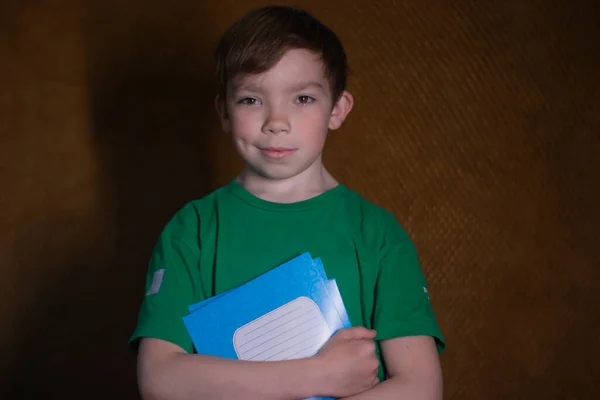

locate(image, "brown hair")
(215, 6), (348, 102)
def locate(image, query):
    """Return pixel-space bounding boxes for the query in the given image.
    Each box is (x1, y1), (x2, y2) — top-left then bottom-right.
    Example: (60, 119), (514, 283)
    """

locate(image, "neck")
(236, 161), (338, 204)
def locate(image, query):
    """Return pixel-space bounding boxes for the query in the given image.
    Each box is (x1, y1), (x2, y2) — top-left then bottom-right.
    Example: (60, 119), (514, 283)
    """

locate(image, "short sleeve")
(372, 214), (446, 353)
(128, 229), (201, 354)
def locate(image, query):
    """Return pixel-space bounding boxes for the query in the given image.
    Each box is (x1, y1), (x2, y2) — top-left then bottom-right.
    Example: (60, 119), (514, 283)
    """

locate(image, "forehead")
(231, 48), (330, 92)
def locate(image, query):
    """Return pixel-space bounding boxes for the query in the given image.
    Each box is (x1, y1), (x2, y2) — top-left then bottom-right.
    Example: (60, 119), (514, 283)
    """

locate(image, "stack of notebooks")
(183, 252), (351, 400)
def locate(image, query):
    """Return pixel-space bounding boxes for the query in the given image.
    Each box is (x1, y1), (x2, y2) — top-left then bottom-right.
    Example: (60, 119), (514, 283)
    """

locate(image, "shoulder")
(342, 186), (413, 245)
(160, 185), (230, 245)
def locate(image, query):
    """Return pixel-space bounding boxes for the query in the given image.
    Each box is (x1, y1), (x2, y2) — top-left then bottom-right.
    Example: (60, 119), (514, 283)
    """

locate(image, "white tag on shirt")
(147, 269), (165, 295)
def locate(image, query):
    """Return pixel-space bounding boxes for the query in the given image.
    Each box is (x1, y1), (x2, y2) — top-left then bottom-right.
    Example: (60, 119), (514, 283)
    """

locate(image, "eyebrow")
(286, 81), (326, 92)
(234, 81), (326, 94)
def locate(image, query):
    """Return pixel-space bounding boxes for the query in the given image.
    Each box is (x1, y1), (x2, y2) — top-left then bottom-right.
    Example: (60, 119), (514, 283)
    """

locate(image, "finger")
(343, 326), (377, 339)
(366, 339), (377, 353)
(332, 327), (366, 339)
(372, 363), (380, 375)
(371, 375), (380, 387)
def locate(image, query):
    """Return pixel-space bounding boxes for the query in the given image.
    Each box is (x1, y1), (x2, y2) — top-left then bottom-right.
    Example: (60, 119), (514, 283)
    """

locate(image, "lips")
(260, 147), (297, 159)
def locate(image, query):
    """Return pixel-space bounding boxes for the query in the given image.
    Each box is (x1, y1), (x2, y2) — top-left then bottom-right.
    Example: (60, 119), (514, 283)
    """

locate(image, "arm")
(138, 338), (324, 400)
(352, 209), (446, 399)
(341, 336), (443, 400)
(137, 327), (380, 400)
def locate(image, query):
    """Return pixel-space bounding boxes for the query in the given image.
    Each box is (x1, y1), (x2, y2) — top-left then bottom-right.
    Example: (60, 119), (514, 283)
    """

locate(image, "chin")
(258, 170), (303, 181)
(241, 154), (321, 181)
(249, 164), (308, 181)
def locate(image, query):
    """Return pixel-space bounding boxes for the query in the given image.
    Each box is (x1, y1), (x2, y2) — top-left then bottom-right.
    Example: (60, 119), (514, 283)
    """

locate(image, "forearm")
(139, 351), (326, 400)
(340, 376), (442, 400)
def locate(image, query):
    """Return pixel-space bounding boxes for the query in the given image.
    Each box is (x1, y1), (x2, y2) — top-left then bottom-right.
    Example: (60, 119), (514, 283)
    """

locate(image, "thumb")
(341, 326), (377, 340)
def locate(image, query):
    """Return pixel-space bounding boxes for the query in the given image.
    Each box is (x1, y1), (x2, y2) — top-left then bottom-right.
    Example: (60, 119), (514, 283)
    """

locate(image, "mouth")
(260, 147), (297, 159)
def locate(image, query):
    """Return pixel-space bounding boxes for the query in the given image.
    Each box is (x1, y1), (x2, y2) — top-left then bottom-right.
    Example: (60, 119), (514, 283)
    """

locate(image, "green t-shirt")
(130, 180), (445, 379)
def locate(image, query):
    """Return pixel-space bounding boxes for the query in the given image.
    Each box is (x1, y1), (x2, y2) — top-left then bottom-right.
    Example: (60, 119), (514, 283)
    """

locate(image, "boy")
(130, 5), (445, 400)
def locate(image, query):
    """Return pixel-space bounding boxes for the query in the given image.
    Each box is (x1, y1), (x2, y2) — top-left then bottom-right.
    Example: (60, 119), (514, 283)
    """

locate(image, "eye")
(238, 97), (261, 106)
(296, 95), (315, 104)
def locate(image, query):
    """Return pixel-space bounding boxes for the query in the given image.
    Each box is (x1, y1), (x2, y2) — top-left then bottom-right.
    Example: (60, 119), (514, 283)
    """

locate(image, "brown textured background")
(1, 0), (599, 398)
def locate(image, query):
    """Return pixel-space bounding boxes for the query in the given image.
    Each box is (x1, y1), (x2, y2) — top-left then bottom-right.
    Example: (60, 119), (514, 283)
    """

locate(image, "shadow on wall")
(4, 2), (221, 399)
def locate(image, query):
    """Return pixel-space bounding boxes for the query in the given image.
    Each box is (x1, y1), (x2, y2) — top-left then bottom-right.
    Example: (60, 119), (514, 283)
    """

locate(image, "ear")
(328, 90), (354, 130)
(214, 94), (231, 133)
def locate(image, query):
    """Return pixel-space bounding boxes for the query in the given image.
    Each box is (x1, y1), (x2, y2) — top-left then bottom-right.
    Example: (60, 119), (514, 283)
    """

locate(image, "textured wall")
(1, 0), (598, 398)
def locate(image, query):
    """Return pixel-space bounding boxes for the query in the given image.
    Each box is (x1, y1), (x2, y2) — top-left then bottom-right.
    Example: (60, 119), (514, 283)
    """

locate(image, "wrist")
(302, 355), (333, 398)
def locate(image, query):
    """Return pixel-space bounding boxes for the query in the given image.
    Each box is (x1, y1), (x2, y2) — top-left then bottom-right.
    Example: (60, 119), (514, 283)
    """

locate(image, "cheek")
(298, 111), (329, 137)
(231, 113), (259, 139)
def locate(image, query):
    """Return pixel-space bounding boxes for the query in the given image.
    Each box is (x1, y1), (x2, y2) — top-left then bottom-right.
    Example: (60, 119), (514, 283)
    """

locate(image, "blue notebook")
(183, 252), (351, 400)
(187, 257), (351, 327)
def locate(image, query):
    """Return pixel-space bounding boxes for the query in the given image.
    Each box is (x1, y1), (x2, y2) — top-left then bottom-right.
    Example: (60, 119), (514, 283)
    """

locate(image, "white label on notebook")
(146, 269), (165, 295)
(233, 296), (331, 361)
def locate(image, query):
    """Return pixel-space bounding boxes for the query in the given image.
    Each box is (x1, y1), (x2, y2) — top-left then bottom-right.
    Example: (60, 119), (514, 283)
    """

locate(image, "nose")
(262, 108), (290, 135)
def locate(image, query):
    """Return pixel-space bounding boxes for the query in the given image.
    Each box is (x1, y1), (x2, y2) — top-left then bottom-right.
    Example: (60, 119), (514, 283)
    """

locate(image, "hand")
(313, 327), (380, 398)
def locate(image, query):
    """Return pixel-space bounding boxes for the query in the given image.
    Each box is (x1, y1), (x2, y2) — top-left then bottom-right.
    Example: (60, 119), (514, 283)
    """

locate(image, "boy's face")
(216, 48), (353, 182)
